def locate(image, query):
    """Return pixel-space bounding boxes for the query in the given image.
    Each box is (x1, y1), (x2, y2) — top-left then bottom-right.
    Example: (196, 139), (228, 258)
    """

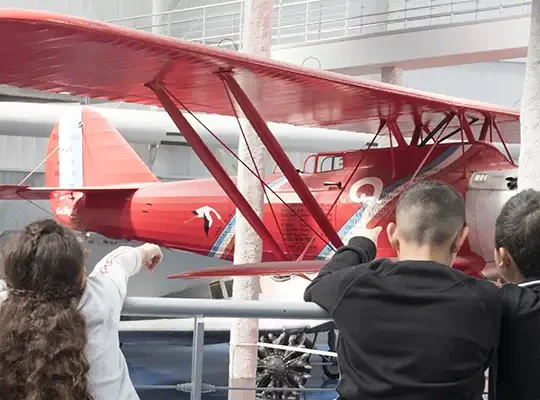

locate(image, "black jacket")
(493, 280), (540, 400)
(304, 237), (501, 400)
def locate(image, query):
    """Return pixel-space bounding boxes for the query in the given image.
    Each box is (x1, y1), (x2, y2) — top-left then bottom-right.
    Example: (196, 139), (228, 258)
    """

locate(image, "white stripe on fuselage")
(263, 177), (302, 204)
(58, 106), (84, 188)
(209, 176), (292, 258)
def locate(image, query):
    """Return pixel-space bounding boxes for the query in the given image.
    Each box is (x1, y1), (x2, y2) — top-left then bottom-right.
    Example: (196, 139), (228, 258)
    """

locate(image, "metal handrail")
(107, 0), (531, 48)
(107, 0), (244, 24)
(122, 296), (328, 319)
(121, 297), (330, 400)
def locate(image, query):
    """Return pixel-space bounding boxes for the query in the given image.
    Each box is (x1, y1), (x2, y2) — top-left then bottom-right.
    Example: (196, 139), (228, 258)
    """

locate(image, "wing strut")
(220, 71), (344, 249)
(493, 119), (515, 165)
(149, 82), (287, 261)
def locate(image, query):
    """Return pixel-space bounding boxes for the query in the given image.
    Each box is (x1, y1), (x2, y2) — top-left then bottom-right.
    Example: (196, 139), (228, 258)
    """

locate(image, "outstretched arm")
(304, 236), (377, 314)
(89, 244), (162, 319)
(90, 246), (143, 304)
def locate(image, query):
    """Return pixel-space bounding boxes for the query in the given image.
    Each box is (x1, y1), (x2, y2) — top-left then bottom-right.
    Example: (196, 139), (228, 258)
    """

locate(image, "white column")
(151, 0), (172, 114)
(381, 66), (404, 86)
(519, 0), (540, 190)
(152, 0), (172, 36)
(228, 0), (273, 399)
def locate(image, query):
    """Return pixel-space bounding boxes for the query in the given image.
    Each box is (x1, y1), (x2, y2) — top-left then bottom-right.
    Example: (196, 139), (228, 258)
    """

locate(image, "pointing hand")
(137, 243), (163, 271)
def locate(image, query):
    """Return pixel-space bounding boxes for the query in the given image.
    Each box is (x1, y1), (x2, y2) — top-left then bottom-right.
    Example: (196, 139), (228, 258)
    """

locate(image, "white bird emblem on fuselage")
(185, 206), (223, 236)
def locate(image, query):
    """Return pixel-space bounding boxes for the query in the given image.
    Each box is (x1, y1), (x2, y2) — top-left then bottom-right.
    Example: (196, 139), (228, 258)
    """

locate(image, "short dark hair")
(495, 189), (540, 278)
(396, 180), (465, 246)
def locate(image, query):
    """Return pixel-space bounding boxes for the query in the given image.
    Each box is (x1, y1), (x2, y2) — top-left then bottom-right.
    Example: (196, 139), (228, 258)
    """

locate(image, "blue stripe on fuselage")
(208, 176), (287, 258)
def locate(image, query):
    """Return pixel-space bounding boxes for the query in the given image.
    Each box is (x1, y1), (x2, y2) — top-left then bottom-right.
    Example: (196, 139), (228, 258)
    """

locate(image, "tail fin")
(45, 106), (159, 187)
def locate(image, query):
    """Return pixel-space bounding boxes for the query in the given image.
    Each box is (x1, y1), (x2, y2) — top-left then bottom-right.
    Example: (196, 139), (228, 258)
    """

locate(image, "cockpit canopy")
(303, 153), (344, 174)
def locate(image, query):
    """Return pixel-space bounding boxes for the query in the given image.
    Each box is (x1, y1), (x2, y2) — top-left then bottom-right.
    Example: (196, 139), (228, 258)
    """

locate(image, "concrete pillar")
(381, 66), (404, 86)
(152, 0), (173, 36)
(228, 0), (273, 399)
(518, 0), (540, 190)
(151, 0), (173, 113)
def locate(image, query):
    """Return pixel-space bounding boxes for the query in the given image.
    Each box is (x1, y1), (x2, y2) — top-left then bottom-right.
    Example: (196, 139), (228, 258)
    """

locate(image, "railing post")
(360, 0), (364, 33)
(190, 316), (205, 400)
(404, 3), (408, 29)
(167, 12), (171, 36)
(202, 7), (207, 44)
(305, 1), (309, 42)
(239, 0), (244, 48)
(345, 0), (349, 35)
(277, 0), (282, 45)
(318, 3), (322, 40)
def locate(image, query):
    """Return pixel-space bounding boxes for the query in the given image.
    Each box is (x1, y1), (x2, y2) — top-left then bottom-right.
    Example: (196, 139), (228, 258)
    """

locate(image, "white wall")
(359, 60), (526, 108)
(0, 171), (50, 233)
(407, 61), (524, 107)
(0, 136), (47, 173)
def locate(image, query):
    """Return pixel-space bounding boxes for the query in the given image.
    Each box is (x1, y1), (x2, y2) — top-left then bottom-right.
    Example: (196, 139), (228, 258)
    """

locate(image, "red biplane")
(0, 9), (521, 391)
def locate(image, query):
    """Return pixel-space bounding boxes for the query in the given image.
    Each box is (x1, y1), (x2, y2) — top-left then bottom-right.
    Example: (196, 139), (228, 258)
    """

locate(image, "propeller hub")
(266, 356), (286, 376)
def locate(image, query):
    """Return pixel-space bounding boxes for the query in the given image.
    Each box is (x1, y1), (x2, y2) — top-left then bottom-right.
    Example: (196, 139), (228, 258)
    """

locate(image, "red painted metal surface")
(151, 84), (286, 261)
(167, 257), (482, 279)
(221, 71), (343, 249)
(169, 261), (326, 279)
(0, 10), (521, 143)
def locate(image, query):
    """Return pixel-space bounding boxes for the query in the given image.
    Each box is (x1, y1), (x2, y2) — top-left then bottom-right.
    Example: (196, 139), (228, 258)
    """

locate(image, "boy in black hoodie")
(304, 180), (501, 400)
(491, 189), (540, 400)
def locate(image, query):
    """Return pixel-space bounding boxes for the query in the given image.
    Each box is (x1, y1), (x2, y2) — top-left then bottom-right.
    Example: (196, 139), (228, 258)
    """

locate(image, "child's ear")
(495, 247), (512, 270)
(387, 222), (399, 251)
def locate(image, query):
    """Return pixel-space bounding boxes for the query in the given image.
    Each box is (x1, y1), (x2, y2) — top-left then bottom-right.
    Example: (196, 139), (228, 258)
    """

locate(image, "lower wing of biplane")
(167, 256), (486, 280)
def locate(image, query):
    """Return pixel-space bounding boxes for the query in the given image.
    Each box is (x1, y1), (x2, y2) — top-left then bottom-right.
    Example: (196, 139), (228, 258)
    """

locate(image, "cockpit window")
(318, 155), (344, 172)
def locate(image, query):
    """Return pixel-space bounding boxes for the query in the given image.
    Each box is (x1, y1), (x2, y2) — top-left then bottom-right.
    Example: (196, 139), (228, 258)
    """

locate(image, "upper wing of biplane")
(0, 9), (520, 144)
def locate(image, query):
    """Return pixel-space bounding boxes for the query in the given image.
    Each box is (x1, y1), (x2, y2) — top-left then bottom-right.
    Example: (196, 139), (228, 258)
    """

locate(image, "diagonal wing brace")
(220, 71), (344, 249)
(150, 82), (287, 261)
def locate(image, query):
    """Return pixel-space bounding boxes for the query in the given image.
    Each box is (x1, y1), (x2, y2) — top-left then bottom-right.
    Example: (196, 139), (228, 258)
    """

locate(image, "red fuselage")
(52, 142), (516, 277)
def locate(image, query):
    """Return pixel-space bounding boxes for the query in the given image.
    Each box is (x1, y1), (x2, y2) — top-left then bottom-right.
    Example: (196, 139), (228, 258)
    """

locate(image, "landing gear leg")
(256, 332), (313, 399)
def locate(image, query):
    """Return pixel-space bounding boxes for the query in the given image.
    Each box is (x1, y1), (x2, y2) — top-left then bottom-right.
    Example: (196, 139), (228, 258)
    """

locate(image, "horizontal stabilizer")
(167, 260), (326, 279)
(168, 256), (483, 279)
(0, 184), (143, 200)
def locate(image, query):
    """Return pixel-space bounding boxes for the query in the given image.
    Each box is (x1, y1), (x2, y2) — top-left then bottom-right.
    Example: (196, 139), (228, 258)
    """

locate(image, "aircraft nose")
(465, 170), (517, 268)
